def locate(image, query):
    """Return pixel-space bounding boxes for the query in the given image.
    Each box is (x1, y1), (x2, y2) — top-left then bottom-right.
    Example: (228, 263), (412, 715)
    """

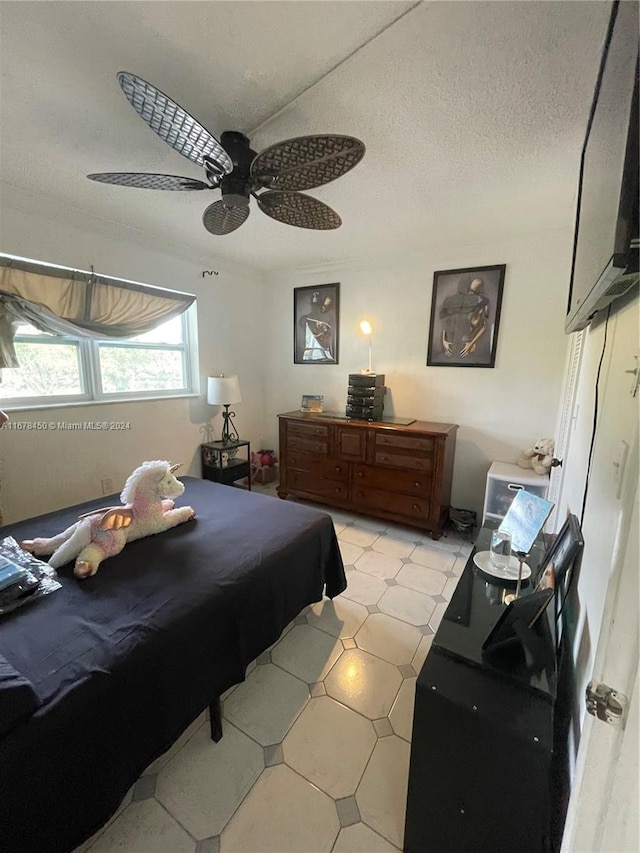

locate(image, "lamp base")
(220, 405), (239, 444)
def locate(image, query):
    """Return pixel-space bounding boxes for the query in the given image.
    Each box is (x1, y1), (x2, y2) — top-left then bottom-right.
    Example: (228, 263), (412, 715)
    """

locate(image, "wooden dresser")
(277, 411), (458, 539)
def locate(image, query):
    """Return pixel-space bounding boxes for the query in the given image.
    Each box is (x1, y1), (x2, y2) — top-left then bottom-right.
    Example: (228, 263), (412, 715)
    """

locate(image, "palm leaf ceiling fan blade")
(250, 134), (365, 192)
(257, 191), (342, 230)
(87, 173), (213, 190)
(117, 71), (233, 175)
(202, 200), (250, 235)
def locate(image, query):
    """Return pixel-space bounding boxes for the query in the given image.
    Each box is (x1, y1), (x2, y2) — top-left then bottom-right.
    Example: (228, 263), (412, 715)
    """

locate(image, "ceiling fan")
(88, 72), (366, 235)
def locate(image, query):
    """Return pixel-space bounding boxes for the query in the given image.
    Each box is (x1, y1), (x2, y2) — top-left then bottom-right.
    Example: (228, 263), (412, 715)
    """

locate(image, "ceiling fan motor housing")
(219, 131), (256, 208)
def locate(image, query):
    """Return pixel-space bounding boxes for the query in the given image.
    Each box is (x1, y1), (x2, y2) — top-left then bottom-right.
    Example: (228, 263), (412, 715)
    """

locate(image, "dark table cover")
(0, 478), (345, 853)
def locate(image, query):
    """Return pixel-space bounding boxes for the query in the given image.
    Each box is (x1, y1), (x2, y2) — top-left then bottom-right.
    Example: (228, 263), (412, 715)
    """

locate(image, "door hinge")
(585, 681), (628, 728)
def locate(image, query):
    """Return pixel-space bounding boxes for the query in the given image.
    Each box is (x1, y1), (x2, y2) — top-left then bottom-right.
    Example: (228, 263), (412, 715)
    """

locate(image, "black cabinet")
(404, 529), (557, 853)
(201, 440), (251, 489)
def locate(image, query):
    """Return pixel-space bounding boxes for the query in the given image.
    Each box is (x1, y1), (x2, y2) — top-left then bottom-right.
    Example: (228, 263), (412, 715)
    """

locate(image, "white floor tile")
(410, 545), (456, 573)
(332, 822), (400, 852)
(155, 721), (263, 839)
(223, 663), (309, 745)
(443, 575), (459, 600)
(324, 648), (402, 719)
(378, 585), (436, 627)
(306, 597), (369, 639)
(389, 677), (416, 742)
(428, 600), (449, 634)
(371, 535), (416, 560)
(339, 527), (378, 548)
(382, 523), (425, 543)
(271, 623), (343, 683)
(355, 549), (403, 580)
(356, 735), (411, 848)
(349, 515), (388, 532)
(411, 633), (433, 673)
(395, 562), (447, 597)
(87, 799), (194, 853)
(282, 696), (376, 798)
(220, 765), (339, 852)
(340, 569), (387, 606)
(354, 613), (421, 666)
(339, 540), (365, 566)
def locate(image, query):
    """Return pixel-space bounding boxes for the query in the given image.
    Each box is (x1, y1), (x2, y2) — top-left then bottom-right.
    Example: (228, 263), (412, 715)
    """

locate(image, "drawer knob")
(414, 481), (421, 488)
(335, 466), (341, 473)
(357, 491), (364, 499)
(335, 487), (341, 494)
(357, 471), (363, 478)
(412, 504), (419, 511)
(380, 455), (388, 461)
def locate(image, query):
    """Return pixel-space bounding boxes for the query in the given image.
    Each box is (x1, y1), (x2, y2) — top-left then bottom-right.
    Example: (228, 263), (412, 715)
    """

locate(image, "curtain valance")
(0, 255), (196, 368)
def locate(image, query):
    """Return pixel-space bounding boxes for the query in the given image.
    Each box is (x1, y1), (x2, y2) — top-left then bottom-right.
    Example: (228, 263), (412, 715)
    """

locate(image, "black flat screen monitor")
(565, 0), (639, 333)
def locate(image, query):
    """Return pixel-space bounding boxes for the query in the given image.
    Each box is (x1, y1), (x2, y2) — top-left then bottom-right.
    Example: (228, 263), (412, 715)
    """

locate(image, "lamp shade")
(207, 375), (242, 406)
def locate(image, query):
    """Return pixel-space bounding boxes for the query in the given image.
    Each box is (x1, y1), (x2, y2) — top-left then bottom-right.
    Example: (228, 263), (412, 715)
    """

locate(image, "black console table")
(404, 528), (557, 853)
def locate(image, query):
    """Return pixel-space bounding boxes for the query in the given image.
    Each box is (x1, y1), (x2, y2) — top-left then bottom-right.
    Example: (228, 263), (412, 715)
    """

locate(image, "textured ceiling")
(0, 1), (612, 272)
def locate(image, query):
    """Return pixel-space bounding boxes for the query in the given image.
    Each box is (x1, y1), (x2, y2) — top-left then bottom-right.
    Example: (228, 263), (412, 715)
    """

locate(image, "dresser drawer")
(375, 432), (435, 453)
(287, 421), (329, 438)
(288, 470), (349, 500)
(287, 452), (349, 482)
(286, 435), (329, 455)
(352, 464), (431, 496)
(374, 451), (433, 473)
(351, 484), (430, 519)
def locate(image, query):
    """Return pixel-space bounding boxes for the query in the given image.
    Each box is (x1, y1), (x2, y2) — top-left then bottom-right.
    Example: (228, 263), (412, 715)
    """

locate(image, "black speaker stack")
(346, 373), (386, 420)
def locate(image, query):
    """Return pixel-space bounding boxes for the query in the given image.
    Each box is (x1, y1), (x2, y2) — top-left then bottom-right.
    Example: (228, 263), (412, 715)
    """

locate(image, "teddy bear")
(517, 438), (555, 475)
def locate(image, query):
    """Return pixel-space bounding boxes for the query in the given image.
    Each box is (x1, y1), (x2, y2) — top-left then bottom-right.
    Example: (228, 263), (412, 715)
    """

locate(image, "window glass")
(0, 310), (196, 406)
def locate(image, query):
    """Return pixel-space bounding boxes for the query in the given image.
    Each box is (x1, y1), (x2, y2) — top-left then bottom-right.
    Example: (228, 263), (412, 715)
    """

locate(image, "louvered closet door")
(547, 330), (584, 530)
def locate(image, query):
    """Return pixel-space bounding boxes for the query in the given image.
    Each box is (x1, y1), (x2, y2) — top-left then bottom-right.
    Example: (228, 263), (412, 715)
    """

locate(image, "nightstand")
(201, 440), (251, 490)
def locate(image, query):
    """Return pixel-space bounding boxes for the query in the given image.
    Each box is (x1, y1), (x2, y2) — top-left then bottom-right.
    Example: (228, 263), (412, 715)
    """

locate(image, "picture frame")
(426, 264), (506, 367)
(482, 588), (554, 651)
(294, 283), (340, 365)
(535, 513), (584, 648)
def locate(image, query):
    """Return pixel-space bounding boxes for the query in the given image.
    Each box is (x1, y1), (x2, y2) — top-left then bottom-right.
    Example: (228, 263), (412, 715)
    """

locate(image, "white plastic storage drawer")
(482, 461), (549, 524)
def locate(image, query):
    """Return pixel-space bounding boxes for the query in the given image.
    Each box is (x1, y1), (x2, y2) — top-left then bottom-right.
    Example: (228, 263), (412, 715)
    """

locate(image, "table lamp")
(207, 374), (242, 444)
(359, 320), (373, 374)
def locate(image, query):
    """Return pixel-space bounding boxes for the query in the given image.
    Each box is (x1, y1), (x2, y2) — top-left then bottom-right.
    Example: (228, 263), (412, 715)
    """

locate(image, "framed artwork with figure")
(426, 264), (506, 368)
(294, 283), (340, 365)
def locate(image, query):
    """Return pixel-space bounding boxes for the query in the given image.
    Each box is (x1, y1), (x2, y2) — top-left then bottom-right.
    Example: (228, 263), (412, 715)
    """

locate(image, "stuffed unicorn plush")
(21, 460), (195, 578)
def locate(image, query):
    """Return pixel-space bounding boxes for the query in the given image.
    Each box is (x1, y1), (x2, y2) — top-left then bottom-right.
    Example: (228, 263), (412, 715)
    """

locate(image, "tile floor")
(75, 484), (473, 853)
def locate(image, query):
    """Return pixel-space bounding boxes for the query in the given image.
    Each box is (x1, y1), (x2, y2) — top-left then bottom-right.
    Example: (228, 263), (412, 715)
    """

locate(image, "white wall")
(262, 229), (574, 520)
(0, 185), (267, 522)
(554, 291), (639, 734)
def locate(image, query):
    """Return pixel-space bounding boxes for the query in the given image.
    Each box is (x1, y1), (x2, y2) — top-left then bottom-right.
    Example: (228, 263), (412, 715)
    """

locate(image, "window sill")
(3, 393), (201, 414)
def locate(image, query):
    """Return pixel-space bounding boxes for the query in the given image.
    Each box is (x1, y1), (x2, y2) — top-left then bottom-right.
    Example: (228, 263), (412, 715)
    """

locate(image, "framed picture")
(535, 513), (584, 649)
(294, 283), (340, 365)
(426, 264), (506, 367)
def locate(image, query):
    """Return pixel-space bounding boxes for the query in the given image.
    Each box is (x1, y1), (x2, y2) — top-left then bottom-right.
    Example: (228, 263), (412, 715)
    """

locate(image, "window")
(0, 309), (198, 407)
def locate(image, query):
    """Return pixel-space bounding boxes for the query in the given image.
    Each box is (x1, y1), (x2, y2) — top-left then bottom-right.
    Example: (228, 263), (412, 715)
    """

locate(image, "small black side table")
(201, 440), (251, 490)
